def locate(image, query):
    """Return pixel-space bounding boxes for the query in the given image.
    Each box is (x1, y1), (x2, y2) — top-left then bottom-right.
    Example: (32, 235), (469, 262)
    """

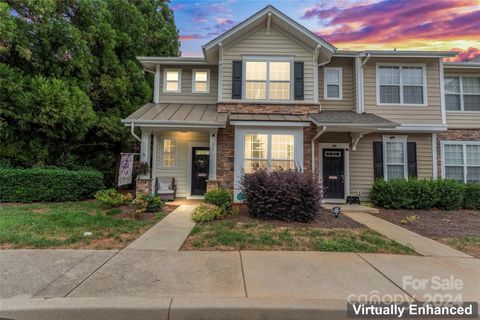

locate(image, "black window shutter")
(294, 62), (304, 100)
(407, 142), (418, 178)
(373, 142), (384, 179)
(232, 61), (242, 99)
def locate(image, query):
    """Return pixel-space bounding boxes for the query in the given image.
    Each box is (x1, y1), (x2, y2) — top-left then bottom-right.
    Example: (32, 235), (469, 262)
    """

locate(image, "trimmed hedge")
(0, 168), (104, 202)
(464, 183), (480, 210)
(370, 178), (473, 210)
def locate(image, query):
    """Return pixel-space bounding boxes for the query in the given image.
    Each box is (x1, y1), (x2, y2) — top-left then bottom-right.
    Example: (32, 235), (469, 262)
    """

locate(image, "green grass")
(184, 221), (415, 254)
(0, 201), (166, 249)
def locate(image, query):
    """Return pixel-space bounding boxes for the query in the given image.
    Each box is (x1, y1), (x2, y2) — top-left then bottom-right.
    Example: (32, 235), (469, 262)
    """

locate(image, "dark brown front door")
(191, 147), (209, 196)
(323, 149), (344, 199)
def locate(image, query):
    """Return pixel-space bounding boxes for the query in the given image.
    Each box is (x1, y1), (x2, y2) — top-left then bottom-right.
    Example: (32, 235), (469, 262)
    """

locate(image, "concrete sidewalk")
(125, 204), (197, 251)
(343, 211), (472, 258)
(1, 250), (479, 319)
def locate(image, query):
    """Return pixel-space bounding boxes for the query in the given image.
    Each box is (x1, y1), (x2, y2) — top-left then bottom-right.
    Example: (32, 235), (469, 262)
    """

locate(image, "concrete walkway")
(125, 205), (197, 251)
(343, 210), (472, 258)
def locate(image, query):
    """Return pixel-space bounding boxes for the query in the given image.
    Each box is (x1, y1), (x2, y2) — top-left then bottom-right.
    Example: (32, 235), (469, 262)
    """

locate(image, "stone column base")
(136, 179), (152, 197)
(206, 180), (219, 192)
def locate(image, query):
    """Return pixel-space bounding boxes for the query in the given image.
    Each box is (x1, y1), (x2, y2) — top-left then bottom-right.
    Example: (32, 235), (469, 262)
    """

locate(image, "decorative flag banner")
(118, 153), (134, 186)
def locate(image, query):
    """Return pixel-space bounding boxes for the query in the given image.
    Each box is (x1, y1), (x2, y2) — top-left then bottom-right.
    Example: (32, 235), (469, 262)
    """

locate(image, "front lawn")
(182, 210), (415, 254)
(0, 200), (175, 249)
(371, 209), (480, 258)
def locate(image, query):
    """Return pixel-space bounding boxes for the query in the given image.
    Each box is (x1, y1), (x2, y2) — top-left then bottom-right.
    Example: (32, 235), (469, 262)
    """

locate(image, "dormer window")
(163, 69), (181, 93)
(244, 58), (292, 100)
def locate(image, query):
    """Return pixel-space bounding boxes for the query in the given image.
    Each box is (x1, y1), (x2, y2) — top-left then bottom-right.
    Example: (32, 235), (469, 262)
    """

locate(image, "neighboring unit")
(122, 5), (479, 202)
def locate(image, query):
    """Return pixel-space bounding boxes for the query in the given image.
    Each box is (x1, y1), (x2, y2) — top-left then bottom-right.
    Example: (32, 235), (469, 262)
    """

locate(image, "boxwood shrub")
(0, 168), (104, 202)
(203, 188), (232, 212)
(464, 183), (480, 210)
(370, 178), (469, 210)
(240, 169), (322, 222)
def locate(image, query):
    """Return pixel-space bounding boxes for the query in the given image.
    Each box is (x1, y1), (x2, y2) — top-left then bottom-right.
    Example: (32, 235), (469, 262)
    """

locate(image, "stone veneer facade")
(436, 129), (480, 177)
(217, 103), (320, 114)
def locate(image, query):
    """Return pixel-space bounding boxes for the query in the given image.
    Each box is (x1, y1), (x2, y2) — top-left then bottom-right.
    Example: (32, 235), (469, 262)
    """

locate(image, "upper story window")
(324, 67), (342, 100)
(445, 76), (480, 112)
(376, 65), (426, 106)
(244, 59), (291, 100)
(163, 69), (181, 93)
(192, 69), (210, 93)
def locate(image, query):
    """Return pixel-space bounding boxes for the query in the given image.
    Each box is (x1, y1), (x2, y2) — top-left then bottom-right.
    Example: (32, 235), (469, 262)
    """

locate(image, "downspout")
(316, 55), (332, 112)
(311, 126), (327, 175)
(361, 53), (371, 67)
(130, 123), (141, 142)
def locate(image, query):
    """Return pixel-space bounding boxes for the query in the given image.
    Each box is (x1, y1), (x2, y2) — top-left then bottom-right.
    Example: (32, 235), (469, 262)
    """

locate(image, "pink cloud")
(445, 47), (480, 62)
(179, 34), (203, 41)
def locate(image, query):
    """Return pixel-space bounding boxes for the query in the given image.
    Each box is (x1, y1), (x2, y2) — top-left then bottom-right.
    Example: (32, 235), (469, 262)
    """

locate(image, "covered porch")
(309, 111), (398, 203)
(122, 103), (228, 198)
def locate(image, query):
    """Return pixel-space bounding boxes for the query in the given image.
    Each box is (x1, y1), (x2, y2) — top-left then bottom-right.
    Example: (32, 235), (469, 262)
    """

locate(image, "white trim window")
(163, 69), (181, 93)
(442, 141), (480, 183)
(161, 138), (177, 168)
(244, 58), (292, 100)
(324, 67), (342, 100)
(445, 76), (480, 111)
(383, 136), (408, 180)
(192, 69), (210, 93)
(243, 133), (295, 173)
(376, 64), (427, 106)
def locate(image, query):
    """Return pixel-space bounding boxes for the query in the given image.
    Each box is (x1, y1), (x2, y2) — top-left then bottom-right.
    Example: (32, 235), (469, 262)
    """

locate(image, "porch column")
(140, 128), (152, 179)
(153, 64), (160, 104)
(136, 128), (153, 196)
(209, 129), (217, 180)
(207, 128), (218, 191)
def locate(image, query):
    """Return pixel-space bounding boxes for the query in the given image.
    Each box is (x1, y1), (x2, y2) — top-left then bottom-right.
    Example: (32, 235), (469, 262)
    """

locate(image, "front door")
(323, 149), (345, 199)
(191, 147), (209, 196)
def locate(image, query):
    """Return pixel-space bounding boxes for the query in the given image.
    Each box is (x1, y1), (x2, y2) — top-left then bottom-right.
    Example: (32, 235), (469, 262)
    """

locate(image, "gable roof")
(202, 5), (335, 62)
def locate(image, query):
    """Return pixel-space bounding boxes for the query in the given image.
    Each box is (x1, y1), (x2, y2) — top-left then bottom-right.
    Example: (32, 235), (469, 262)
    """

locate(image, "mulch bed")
(371, 209), (480, 238)
(220, 207), (366, 229)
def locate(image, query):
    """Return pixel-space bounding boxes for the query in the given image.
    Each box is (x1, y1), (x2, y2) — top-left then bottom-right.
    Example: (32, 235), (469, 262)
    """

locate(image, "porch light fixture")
(332, 206), (341, 218)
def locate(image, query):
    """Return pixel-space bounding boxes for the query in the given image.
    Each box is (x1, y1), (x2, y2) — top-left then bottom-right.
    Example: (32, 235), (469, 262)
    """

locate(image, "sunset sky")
(170, 0), (480, 62)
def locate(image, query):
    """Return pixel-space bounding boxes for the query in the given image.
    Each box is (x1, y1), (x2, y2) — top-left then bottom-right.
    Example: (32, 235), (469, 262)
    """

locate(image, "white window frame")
(192, 68), (210, 93)
(376, 63), (427, 107)
(233, 126), (304, 202)
(382, 135), (408, 180)
(160, 137), (178, 169)
(163, 68), (181, 93)
(324, 67), (343, 100)
(441, 140), (480, 183)
(242, 56), (294, 102)
(444, 75), (480, 112)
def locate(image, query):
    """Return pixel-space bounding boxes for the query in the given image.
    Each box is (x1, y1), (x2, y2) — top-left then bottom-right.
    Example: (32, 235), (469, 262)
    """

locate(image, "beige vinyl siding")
(363, 58), (442, 124)
(349, 133), (434, 200)
(319, 57), (355, 111)
(154, 131), (209, 197)
(222, 27), (314, 102)
(159, 66), (217, 104)
(444, 68), (480, 129)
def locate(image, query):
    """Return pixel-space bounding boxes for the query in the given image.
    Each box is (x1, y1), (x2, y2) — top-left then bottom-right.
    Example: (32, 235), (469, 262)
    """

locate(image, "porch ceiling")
(309, 111), (398, 131)
(121, 103), (228, 128)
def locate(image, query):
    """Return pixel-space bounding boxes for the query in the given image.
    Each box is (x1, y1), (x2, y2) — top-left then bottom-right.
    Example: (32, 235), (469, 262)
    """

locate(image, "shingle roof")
(229, 113), (310, 122)
(122, 103), (227, 128)
(310, 111), (397, 127)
